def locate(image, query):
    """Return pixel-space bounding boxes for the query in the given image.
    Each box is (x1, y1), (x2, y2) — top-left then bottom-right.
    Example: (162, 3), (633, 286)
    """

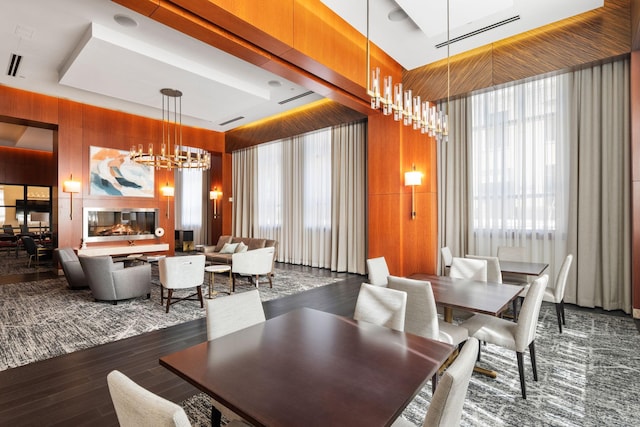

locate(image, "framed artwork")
(89, 146), (154, 197)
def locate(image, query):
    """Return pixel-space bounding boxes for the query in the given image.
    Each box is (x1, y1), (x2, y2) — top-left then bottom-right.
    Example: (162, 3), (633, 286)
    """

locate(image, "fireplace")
(83, 208), (159, 243)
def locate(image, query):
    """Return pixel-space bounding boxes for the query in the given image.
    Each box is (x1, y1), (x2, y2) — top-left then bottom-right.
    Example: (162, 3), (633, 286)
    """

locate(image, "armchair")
(78, 255), (151, 305)
(54, 247), (88, 289)
(231, 247), (275, 291)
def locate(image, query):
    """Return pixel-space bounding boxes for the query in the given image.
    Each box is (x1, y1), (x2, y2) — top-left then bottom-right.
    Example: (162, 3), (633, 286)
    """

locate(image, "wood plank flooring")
(0, 263), (364, 426)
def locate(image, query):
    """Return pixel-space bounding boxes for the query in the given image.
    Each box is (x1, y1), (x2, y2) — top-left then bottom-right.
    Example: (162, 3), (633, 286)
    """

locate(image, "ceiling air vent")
(278, 91), (314, 105)
(435, 16), (520, 48)
(7, 53), (22, 77)
(219, 116), (245, 126)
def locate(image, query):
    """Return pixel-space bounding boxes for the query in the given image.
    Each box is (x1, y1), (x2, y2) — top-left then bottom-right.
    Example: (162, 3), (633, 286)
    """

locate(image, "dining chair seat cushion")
(438, 320), (469, 346)
(460, 313), (519, 351)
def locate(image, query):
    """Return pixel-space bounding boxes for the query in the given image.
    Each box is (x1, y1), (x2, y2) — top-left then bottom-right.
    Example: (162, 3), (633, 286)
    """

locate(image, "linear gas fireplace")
(83, 207), (159, 243)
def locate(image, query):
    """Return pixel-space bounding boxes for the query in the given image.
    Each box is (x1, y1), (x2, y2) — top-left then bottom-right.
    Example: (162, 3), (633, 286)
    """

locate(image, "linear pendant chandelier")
(366, 0), (449, 141)
(130, 88), (211, 171)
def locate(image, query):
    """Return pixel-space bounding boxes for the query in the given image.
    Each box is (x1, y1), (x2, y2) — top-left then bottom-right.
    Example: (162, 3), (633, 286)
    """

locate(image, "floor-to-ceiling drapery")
(438, 57), (631, 312)
(174, 165), (209, 246)
(566, 58), (631, 312)
(232, 121), (366, 274)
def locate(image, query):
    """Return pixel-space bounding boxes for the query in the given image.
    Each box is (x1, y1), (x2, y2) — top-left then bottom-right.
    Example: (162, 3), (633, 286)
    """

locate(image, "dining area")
(102, 244), (580, 427)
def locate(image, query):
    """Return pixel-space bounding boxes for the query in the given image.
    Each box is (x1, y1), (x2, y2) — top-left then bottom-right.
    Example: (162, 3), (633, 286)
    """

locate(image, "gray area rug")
(179, 305), (640, 427)
(0, 265), (343, 370)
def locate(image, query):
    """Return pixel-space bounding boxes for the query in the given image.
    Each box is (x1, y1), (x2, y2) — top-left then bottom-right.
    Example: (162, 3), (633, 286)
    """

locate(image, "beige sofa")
(203, 235), (278, 268)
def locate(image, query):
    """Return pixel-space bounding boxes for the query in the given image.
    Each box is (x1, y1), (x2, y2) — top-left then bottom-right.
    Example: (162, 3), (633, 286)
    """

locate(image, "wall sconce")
(161, 183), (174, 218)
(210, 187), (222, 219)
(404, 164), (423, 220)
(62, 175), (81, 220)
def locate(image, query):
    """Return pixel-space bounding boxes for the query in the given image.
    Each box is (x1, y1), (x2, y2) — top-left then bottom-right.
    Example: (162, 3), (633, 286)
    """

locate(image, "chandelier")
(130, 88), (211, 170)
(365, 0), (449, 141)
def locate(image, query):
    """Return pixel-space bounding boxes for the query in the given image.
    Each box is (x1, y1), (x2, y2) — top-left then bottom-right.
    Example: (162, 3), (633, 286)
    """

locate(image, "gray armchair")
(79, 255), (151, 304)
(54, 247), (88, 289)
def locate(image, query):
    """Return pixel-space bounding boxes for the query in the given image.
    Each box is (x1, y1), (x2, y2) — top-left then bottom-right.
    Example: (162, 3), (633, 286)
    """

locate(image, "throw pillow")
(219, 243), (239, 254)
(235, 242), (248, 253)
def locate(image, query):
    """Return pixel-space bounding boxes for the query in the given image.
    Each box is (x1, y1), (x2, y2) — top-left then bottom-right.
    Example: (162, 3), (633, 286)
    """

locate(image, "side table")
(204, 265), (232, 298)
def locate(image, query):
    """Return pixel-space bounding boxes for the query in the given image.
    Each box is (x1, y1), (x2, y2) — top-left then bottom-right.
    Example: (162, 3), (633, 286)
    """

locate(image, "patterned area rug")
(179, 305), (640, 427)
(0, 266), (343, 371)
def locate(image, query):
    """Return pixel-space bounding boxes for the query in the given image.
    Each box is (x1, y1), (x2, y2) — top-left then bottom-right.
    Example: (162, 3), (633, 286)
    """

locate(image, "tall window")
(469, 75), (569, 256)
(257, 141), (283, 229)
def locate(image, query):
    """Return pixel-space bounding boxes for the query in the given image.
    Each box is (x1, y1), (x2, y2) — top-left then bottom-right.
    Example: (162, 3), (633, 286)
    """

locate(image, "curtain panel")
(438, 57), (631, 312)
(231, 121), (366, 274)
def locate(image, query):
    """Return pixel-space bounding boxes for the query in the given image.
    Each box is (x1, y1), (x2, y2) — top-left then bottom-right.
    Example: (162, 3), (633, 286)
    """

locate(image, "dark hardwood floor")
(0, 263), (364, 427)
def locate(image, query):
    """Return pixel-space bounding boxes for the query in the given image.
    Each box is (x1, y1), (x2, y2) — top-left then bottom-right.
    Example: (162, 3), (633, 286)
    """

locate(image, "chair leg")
(516, 351), (526, 399)
(560, 299), (566, 325)
(211, 405), (222, 427)
(232, 273), (236, 292)
(431, 373), (438, 394)
(555, 303), (563, 333)
(197, 285), (203, 308)
(165, 289), (173, 313)
(160, 286), (164, 305)
(529, 341), (538, 381)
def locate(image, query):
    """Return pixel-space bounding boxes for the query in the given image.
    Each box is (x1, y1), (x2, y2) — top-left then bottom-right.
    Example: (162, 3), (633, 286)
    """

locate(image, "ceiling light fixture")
(366, 0), (448, 140)
(130, 88), (211, 170)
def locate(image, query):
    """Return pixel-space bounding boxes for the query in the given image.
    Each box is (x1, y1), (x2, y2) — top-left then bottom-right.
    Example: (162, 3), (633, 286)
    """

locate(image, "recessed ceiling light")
(114, 14), (138, 28)
(268, 80), (283, 87)
(388, 8), (409, 22)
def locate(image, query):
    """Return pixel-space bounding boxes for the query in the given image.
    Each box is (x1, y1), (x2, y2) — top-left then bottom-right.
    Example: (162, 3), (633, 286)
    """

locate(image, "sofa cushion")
(235, 242), (249, 253)
(220, 243), (239, 254)
(214, 235), (232, 252)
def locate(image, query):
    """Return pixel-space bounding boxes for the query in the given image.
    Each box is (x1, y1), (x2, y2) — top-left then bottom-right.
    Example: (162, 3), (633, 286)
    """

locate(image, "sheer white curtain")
(469, 74), (570, 281)
(232, 123), (365, 273)
(174, 168), (206, 245)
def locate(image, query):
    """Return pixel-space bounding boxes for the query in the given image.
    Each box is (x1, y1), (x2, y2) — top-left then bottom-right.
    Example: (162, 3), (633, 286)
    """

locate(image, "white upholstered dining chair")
(205, 289), (266, 425)
(460, 275), (549, 399)
(159, 254), (206, 313)
(366, 256), (390, 286)
(353, 283), (407, 331)
(391, 337), (479, 427)
(440, 246), (453, 275)
(465, 255), (502, 283)
(497, 245), (529, 285)
(449, 257), (488, 282)
(107, 370), (192, 427)
(520, 254), (573, 333)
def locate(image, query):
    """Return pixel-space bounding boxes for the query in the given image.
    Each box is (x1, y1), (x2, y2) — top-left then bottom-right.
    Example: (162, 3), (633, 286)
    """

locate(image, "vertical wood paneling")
(0, 147), (54, 185)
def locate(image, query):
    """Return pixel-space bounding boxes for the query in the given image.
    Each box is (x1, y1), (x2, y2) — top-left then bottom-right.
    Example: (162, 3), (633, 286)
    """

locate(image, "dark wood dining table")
(408, 273), (524, 321)
(160, 307), (454, 427)
(499, 260), (549, 276)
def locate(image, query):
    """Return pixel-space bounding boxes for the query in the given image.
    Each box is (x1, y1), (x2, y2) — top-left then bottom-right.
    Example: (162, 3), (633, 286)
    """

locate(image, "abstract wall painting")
(89, 146), (154, 197)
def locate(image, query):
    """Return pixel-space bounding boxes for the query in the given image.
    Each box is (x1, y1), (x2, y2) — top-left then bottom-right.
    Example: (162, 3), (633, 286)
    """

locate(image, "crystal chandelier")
(366, 0), (449, 140)
(130, 88), (211, 170)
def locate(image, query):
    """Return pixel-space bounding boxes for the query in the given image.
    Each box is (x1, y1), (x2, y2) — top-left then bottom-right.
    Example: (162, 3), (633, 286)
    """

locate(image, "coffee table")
(204, 265), (231, 298)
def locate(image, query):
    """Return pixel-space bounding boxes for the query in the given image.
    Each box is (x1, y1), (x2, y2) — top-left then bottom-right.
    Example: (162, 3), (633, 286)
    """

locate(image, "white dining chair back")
(466, 255), (502, 283)
(440, 247), (453, 275)
(515, 275), (549, 351)
(387, 275), (468, 346)
(107, 370), (192, 427)
(353, 283), (407, 331)
(366, 257), (390, 286)
(205, 289), (266, 341)
(159, 254), (206, 313)
(391, 338), (479, 427)
(543, 254), (573, 332)
(449, 257), (487, 282)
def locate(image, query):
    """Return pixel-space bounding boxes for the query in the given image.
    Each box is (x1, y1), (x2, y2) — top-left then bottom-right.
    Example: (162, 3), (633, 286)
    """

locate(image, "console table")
(76, 243), (169, 257)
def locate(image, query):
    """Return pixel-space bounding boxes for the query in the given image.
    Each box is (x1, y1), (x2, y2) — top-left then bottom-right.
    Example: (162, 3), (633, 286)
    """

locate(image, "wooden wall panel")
(0, 147), (54, 186)
(405, 0), (631, 102)
(226, 100), (365, 152)
(0, 86), (58, 125)
(222, 152), (233, 235)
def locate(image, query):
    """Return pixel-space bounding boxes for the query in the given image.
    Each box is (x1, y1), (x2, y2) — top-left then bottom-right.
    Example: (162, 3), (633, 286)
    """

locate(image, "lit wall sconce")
(62, 175), (81, 220)
(161, 183), (174, 218)
(210, 187), (222, 219)
(404, 164), (423, 220)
